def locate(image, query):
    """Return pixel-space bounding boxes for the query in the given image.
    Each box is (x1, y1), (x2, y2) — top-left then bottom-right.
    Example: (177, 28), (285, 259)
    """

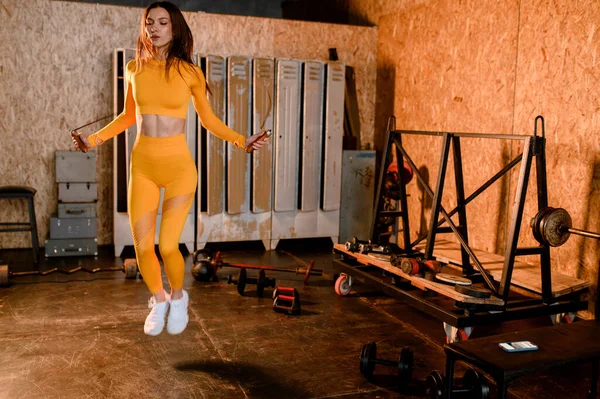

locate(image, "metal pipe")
(564, 227), (600, 240)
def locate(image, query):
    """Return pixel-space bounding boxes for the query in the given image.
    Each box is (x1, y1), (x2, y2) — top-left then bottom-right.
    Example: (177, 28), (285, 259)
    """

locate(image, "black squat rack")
(333, 116), (594, 342)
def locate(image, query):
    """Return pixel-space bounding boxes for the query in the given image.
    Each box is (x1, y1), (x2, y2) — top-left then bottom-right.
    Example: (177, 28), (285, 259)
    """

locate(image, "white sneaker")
(167, 290), (189, 335)
(144, 295), (170, 336)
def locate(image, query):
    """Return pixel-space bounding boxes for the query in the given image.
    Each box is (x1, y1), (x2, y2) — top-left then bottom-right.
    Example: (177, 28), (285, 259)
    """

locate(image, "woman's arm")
(190, 66), (246, 149)
(87, 62), (137, 148)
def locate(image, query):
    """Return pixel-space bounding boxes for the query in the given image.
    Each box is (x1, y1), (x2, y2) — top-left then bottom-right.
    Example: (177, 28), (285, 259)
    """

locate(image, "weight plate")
(345, 241), (357, 252)
(463, 368), (490, 399)
(530, 207), (552, 244)
(401, 258), (420, 275)
(390, 254), (402, 267)
(359, 342), (376, 379)
(424, 260), (443, 273)
(237, 268), (247, 296)
(257, 269), (266, 297)
(541, 207), (572, 247)
(0, 264), (9, 287)
(435, 273), (472, 286)
(425, 370), (445, 399)
(454, 284), (492, 298)
(398, 347), (414, 384)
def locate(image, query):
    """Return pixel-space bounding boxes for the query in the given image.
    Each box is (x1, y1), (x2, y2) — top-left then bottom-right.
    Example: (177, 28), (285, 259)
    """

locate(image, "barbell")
(531, 207), (600, 247)
(191, 250), (321, 283)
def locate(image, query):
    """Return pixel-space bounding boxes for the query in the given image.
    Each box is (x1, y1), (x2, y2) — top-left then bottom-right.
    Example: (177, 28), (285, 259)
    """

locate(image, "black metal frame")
(332, 258), (587, 329)
(338, 116), (590, 330)
(369, 115), (563, 303)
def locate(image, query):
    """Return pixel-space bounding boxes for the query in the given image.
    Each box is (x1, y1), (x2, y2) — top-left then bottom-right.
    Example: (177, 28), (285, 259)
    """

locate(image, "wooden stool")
(0, 186), (39, 263)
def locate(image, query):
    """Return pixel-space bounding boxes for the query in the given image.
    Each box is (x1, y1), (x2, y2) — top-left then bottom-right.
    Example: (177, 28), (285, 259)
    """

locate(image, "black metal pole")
(425, 134), (452, 259)
(500, 137), (533, 300)
(452, 136), (471, 273)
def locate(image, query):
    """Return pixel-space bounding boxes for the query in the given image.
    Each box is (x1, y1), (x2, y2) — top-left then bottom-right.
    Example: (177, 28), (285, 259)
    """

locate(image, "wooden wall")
(0, 0), (377, 249)
(350, 0), (600, 316)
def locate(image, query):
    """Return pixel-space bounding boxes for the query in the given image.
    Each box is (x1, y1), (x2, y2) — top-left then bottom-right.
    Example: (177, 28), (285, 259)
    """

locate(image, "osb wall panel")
(376, 1), (519, 254)
(1, 0), (140, 250)
(0, 0), (377, 250)
(511, 0), (600, 316)
(348, 0), (428, 26)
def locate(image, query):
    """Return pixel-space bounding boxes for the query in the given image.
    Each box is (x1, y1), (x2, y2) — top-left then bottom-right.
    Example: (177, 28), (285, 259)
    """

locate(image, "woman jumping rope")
(72, 1), (268, 336)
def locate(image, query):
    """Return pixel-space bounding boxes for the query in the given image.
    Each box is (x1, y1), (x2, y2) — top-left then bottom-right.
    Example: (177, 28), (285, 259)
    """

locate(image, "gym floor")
(0, 239), (594, 399)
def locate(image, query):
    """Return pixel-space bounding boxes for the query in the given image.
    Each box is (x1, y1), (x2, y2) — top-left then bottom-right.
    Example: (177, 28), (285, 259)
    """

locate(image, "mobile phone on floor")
(498, 341), (538, 353)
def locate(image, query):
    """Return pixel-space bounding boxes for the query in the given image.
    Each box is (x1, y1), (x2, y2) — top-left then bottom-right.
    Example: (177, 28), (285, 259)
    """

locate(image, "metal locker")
(252, 58), (275, 213)
(200, 55), (227, 216)
(299, 61), (325, 212)
(321, 62), (345, 211)
(226, 56), (252, 214)
(273, 59), (302, 212)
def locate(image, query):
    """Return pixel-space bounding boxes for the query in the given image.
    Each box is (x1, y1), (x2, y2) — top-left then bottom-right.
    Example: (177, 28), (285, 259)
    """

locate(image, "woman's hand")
(244, 130), (271, 153)
(71, 130), (91, 153)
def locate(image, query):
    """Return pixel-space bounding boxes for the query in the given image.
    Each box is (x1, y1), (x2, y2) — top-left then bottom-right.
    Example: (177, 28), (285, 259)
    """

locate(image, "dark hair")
(135, 1), (211, 94)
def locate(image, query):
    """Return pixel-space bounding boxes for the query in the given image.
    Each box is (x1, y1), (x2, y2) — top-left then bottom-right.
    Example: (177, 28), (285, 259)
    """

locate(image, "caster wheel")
(334, 273), (352, 296)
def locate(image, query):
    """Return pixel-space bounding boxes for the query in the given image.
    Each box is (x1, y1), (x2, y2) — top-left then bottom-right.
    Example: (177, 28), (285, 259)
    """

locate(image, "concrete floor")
(0, 239), (595, 399)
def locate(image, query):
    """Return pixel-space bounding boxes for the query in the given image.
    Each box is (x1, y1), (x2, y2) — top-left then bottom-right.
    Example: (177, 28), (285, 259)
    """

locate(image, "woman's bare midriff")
(137, 114), (186, 137)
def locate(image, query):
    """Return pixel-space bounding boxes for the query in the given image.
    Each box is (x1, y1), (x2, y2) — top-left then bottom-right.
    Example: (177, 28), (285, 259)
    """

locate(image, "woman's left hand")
(244, 130), (270, 152)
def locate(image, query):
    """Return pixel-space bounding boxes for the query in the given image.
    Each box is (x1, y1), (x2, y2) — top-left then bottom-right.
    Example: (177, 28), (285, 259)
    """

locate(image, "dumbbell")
(426, 369), (489, 399)
(227, 268), (275, 297)
(272, 286), (301, 315)
(389, 256), (443, 275)
(358, 243), (392, 255)
(345, 236), (370, 252)
(359, 342), (414, 385)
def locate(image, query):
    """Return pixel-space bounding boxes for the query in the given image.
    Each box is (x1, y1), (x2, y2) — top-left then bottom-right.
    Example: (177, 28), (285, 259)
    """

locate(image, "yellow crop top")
(88, 59), (245, 148)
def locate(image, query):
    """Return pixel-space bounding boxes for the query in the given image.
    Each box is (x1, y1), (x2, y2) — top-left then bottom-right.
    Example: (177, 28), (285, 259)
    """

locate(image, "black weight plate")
(390, 254), (402, 267)
(454, 284), (492, 298)
(463, 369), (490, 399)
(530, 207), (553, 244)
(397, 347), (414, 384)
(257, 270), (266, 297)
(359, 342), (376, 379)
(237, 268), (247, 296)
(345, 241), (358, 252)
(425, 370), (445, 399)
(542, 207), (572, 247)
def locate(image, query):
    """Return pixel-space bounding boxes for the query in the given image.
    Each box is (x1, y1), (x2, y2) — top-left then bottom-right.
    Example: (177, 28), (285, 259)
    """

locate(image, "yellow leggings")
(128, 134), (197, 294)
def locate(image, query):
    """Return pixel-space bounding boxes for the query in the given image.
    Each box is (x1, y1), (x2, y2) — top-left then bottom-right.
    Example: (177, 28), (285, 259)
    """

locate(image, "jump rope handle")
(245, 129), (272, 153)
